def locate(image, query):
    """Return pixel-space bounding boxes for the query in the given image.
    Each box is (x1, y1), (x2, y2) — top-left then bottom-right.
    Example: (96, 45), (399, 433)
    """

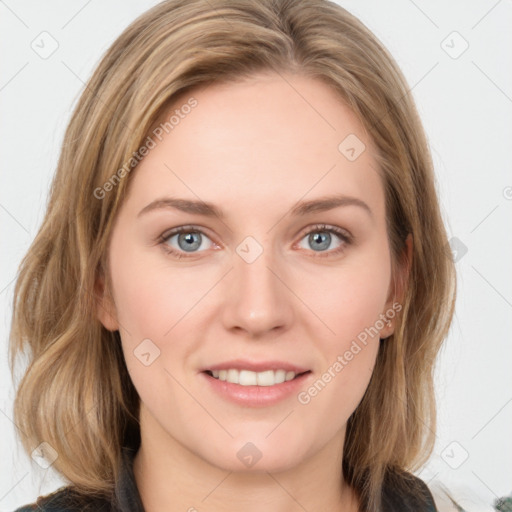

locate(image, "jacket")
(13, 446), (438, 511)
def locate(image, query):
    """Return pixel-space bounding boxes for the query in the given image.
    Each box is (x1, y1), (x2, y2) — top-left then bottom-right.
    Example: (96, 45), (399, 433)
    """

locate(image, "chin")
(195, 433), (311, 474)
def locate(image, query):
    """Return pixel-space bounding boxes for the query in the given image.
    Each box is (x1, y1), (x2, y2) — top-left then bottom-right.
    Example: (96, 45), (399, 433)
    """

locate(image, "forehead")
(122, 72), (384, 221)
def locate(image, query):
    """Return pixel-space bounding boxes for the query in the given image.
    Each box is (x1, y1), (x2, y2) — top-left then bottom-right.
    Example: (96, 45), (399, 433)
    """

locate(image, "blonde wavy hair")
(9, 1), (456, 510)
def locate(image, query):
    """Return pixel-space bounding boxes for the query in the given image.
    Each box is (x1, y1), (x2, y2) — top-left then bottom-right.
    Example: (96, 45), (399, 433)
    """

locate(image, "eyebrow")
(137, 194), (373, 219)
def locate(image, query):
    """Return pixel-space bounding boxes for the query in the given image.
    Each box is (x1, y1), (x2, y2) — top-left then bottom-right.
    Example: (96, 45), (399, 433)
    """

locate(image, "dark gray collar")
(113, 446), (146, 512)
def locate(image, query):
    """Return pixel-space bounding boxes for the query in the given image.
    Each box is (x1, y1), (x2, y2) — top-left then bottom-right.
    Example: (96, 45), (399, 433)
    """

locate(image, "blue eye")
(160, 226), (214, 258)
(158, 223), (352, 259)
(297, 224), (352, 257)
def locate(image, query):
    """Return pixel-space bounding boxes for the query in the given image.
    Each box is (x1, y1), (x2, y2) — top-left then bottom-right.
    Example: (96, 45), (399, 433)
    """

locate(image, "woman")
(9, 0), (456, 510)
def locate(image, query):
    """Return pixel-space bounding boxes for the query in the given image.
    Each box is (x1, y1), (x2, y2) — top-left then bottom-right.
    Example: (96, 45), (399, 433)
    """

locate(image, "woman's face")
(98, 71), (402, 472)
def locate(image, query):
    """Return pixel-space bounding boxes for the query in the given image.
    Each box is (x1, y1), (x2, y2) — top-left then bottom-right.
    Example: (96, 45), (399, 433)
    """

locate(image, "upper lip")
(202, 359), (311, 374)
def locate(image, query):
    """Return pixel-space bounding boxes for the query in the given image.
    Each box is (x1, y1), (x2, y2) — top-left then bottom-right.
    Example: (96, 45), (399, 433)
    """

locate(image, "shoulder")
(382, 470), (438, 512)
(13, 486), (112, 512)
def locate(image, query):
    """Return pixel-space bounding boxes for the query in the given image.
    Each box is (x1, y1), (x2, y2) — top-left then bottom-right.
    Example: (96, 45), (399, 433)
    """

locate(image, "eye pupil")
(309, 231), (331, 251)
(178, 232), (201, 252)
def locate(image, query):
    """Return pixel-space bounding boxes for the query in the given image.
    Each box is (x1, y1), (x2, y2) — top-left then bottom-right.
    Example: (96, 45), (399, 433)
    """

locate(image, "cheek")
(300, 343), (378, 441)
(301, 250), (392, 343)
(108, 243), (214, 392)
(295, 247), (390, 408)
(109, 244), (204, 339)
(297, 271), (385, 426)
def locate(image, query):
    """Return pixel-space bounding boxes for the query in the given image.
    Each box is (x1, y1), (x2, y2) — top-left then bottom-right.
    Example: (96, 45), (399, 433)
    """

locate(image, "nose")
(221, 241), (294, 338)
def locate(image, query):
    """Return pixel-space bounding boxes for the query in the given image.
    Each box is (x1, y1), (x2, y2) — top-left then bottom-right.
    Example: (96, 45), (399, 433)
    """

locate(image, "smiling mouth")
(203, 369), (311, 386)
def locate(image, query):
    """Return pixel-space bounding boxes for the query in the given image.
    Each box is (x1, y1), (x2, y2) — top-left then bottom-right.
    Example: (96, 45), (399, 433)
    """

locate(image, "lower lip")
(200, 371), (312, 407)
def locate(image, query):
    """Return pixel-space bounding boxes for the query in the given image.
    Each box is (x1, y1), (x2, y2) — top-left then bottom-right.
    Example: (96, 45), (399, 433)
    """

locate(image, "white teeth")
(273, 369), (286, 384)
(239, 370), (257, 385)
(209, 369), (299, 386)
(258, 370), (279, 386)
(227, 369), (238, 383)
(285, 371), (295, 381)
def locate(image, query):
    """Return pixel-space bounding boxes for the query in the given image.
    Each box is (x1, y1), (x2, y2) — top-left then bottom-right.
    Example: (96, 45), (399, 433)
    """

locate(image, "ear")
(94, 269), (119, 332)
(380, 233), (413, 339)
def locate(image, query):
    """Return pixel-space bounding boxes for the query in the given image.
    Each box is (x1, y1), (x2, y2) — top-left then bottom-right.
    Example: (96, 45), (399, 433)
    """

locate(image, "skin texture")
(96, 71), (410, 512)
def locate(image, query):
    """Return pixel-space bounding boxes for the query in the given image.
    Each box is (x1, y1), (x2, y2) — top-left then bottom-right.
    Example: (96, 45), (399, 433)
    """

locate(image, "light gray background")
(1, 1), (511, 511)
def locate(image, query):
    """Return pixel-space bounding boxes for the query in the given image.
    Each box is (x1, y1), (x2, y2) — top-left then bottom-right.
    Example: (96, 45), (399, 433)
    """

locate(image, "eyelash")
(158, 223), (353, 260)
